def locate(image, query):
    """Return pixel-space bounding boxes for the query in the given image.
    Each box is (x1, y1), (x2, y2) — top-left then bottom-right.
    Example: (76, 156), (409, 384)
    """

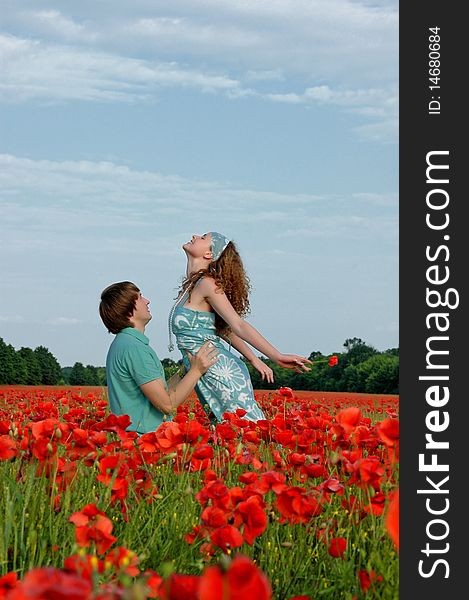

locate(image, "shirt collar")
(119, 326), (149, 345)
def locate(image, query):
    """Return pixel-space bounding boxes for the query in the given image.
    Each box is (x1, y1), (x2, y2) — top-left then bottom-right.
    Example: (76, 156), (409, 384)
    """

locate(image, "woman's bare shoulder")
(197, 276), (219, 293)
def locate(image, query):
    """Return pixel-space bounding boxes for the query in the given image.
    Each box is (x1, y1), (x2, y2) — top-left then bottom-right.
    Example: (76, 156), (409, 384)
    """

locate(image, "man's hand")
(187, 341), (219, 375)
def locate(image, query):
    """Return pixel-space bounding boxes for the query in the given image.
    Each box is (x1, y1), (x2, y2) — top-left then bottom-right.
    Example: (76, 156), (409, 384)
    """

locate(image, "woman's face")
(183, 233), (212, 259)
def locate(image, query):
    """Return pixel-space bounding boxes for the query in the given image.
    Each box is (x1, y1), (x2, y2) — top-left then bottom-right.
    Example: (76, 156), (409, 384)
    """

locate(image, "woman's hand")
(249, 356), (274, 384)
(275, 354), (312, 373)
(187, 341), (219, 375)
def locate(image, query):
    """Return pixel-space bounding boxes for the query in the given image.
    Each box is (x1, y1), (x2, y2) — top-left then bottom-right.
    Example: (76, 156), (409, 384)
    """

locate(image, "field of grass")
(0, 386), (399, 599)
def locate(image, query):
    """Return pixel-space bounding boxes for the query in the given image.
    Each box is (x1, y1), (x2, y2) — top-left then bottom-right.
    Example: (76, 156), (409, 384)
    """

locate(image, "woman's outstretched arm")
(199, 278), (312, 373)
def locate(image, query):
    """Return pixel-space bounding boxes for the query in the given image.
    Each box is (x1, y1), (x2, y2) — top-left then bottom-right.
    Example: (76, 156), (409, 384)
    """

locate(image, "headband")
(210, 231), (230, 261)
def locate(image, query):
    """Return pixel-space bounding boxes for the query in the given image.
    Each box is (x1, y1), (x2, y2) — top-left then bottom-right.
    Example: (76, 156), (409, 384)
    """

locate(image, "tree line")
(0, 336), (398, 394)
(0, 338), (62, 385)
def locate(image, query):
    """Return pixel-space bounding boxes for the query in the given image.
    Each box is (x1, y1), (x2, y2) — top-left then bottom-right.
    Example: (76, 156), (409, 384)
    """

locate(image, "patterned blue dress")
(170, 292), (265, 423)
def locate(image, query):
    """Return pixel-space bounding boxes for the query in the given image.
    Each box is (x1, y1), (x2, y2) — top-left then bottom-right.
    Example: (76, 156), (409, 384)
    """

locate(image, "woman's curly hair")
(179, 241), (251, 337)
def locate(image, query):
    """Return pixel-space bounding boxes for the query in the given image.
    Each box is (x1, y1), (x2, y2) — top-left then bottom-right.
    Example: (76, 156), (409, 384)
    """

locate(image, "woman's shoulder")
(196, 275), (219, 293)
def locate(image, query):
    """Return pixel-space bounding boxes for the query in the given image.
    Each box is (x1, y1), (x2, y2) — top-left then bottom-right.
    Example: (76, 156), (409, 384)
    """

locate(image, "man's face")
(131, 292), (152, 327)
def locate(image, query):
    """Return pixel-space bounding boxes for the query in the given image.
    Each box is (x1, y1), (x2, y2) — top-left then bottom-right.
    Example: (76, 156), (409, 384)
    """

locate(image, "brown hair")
(180, 241), (251, 337)
(99, 281), (140, 334)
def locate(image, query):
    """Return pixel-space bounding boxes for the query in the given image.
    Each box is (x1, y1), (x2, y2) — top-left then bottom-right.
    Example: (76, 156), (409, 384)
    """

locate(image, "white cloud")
(280, 215), (398, 241)
(20, 9), (98, 43)
(46, 317), (83, 326)
(0, 2), (398, 142)
(120, 0), (398, 85)
(0, 33), (241, 103)
(245, 69), (284, 82)
(3, 1), (396, 85)
(2, 0), (398, 120)
(0, 315), (25, 323)
(0, 154), (397, 258)
(353, 118), (398, 144)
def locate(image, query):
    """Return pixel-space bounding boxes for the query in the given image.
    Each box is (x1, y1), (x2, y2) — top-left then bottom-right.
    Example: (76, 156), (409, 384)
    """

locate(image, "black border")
(400, 3), (464, 597)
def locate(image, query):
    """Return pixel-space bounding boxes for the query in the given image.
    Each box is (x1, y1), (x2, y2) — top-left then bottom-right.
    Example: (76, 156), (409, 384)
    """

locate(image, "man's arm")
(140, 341), (218, 414)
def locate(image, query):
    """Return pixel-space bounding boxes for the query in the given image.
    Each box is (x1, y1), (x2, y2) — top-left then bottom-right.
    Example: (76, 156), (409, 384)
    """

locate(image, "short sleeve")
(124, 345), (165, 386)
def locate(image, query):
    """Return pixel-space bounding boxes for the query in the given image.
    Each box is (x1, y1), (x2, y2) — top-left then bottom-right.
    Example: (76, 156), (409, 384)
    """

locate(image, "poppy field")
(0, 386), (399, 599)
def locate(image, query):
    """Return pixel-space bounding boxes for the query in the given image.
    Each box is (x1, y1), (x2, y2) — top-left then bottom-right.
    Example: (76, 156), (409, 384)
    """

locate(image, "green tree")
(34, 346), (62, 385)
(85, 365), (100, 386)
(358, 354), (399, 394)
(0, 338), (17, 384)
(340, 363), (363, 392)
(96, 366), (107, 386)
(61, 366), (73, 384)
(343, 337), (378, 364)
(69, 362), (87, 385)
(18, 347), (42, 385)
(13, 351), (28, 385)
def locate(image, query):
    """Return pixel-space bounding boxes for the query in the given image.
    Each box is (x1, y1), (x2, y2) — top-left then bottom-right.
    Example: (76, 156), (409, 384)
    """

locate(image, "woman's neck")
(186, 256), (208, 278)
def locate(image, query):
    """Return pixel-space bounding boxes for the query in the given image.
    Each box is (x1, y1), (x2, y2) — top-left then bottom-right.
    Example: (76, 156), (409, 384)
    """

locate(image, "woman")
(168, 232), (311, 422)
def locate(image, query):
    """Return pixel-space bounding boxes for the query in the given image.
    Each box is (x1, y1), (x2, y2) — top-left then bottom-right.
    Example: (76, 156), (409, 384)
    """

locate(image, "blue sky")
(0, 0), (398, 368)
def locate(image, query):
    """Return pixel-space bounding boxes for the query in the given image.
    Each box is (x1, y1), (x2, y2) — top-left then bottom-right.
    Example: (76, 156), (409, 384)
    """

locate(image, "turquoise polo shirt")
(106, 327), (170, 434)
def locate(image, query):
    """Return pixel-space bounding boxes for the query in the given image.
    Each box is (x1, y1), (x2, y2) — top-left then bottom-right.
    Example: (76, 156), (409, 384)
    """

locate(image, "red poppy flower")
(377, 418), (400, 447)
(358, 569), (384, 593)
(178, 419), (210, 444)
(235, 498), (268, 545)
(336, 407), (361, 434)
(287, 452), (306, 466)
(385, 487), (399, 550)
(69, 504), (117, 555)
(238, 472), (258, 485)
(276, 487), (322, 524)
(364, 491), (386, 516)
(157, 573), (200, 600)
(104, 546), (140, 577)
(348, 457), (384, 490)
(201, 506), (228, 529)
(278, 387), (294, 399)
(0, 572), (18, 596)
(91, 414), (131, 434)
(0, 421), (12, 435)
(63, 554), (104, 580)
(210, 525), (244, 551)
(328, 537), (347, 559)
(198, 555), (272, 600)
(215, 423), (238, 441)
(31, 418), (69, 441)
(328, 355), (339, 367)
(8, 567), (92, 600)
(318, 478), (344, 495)
(192, 444), (214, 460)
(196, 480), (230, 510)
(185, 525), (206, 545)
(143, 570), (164, 599)
(0, 435), (16, 461)
(259, 471), (287, 494)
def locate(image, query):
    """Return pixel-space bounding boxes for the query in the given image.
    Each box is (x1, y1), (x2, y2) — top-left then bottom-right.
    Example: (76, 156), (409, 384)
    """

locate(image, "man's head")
(99, 281), (151, 334)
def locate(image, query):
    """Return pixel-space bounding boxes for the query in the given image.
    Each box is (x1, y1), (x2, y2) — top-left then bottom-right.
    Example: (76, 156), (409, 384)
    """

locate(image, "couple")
(99, 232), (311, 435)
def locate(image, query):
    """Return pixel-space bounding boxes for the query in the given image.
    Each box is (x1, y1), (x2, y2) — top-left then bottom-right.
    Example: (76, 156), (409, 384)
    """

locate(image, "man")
(99, 281), (218, 434)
